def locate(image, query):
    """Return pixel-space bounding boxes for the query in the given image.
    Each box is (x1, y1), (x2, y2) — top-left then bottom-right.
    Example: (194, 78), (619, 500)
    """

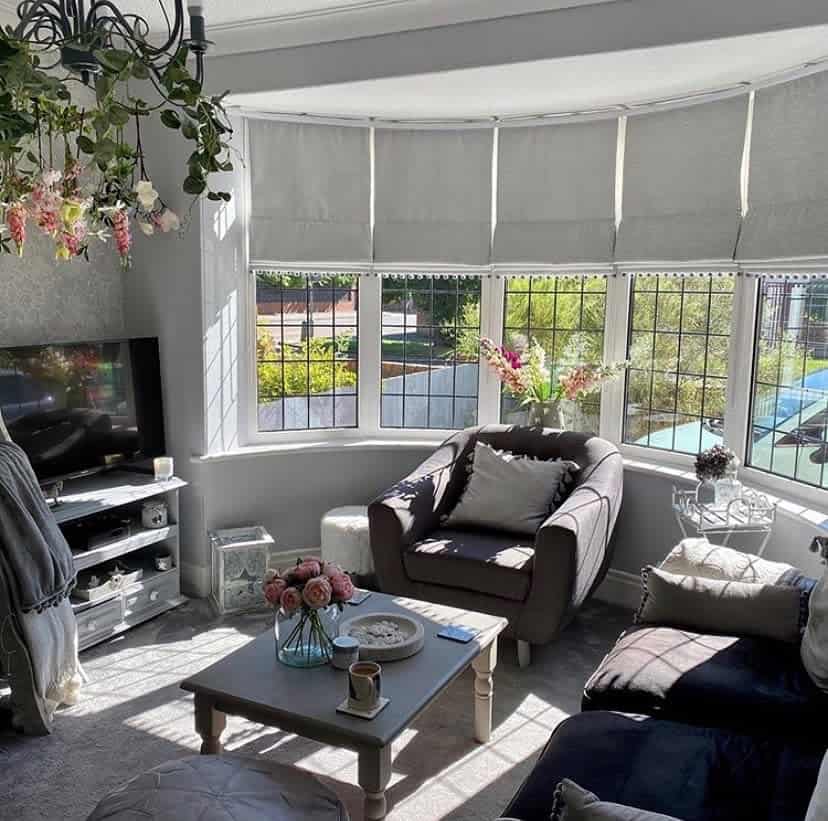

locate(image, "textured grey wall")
(0, 233), (124, 346)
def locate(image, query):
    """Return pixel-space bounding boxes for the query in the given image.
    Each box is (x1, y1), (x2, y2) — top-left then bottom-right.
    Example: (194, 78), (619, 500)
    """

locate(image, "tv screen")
(0, 338), (165, 484)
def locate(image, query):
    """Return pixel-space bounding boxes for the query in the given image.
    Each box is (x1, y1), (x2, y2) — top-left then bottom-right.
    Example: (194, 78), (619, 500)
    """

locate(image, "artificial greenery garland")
(0, 28), (233, 267)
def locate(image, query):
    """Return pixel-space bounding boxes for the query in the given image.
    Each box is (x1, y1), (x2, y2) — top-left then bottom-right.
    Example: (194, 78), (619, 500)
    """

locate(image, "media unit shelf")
(53, 470), (187, 652)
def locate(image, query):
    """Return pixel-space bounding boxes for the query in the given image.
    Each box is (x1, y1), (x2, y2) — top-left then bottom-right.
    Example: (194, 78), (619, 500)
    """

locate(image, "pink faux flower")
(329, 573), (354, 603)
(112, 207), (132, 268)
(280, 586), (303, 614)
(322, 562), (344, 579)
(6, 202), (27, 255)
(302, 576), (332, 610)
(264, 578), (287, 605)
(263, 568), (280, 584)
(293, 560), (322, 582)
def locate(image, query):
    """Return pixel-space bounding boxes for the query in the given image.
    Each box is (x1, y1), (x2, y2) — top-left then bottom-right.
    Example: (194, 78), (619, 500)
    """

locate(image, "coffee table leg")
(194, 693), (226, 755)
(359, 744), (392, 820)
(472, 636), (498, 744)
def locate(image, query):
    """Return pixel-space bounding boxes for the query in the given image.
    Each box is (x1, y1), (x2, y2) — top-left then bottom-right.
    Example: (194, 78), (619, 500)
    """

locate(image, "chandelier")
(13, 1), (211, 86)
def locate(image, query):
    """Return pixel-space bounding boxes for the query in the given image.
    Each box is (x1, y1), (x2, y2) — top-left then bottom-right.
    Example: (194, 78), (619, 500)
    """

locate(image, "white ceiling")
(229, 25), (828, 119)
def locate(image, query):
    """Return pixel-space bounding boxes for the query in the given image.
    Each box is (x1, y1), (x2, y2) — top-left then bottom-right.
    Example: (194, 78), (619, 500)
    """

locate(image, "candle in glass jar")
(154, 456), (174, 481)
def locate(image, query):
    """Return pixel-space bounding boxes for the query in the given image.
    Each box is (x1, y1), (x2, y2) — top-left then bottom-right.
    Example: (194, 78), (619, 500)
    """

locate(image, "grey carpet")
(0, 599), (630, 821)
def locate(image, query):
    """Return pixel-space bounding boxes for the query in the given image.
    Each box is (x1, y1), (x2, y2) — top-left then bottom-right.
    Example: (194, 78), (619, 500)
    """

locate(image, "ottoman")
(321, 505), (373, 579)
(86, 755), (349, 821)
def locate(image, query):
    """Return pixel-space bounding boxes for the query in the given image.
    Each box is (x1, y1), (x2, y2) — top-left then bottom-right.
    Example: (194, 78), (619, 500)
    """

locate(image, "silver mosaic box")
(210, 526), (276, 614)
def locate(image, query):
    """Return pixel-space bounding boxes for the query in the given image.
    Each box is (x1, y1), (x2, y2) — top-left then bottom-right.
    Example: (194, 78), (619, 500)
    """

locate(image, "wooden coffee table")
(181, 592), (508, 820)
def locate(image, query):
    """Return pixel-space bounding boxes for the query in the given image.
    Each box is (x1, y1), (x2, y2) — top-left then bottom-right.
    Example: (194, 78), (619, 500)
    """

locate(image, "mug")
(348, 661), (382, 712)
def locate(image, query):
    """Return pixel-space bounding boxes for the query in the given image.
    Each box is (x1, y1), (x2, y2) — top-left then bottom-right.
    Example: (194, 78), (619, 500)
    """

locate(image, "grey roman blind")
(373, 129), (493, 265)
(493, 120), (617, 264)
(616, 96), (748, 262)
(248, 120), (371, 263)
(739, 71), (828, 260)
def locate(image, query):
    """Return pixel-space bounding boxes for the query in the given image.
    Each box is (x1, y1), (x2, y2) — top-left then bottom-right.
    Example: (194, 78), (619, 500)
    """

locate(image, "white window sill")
(195, 436), (444, 463)
(623, 455), (828, 533)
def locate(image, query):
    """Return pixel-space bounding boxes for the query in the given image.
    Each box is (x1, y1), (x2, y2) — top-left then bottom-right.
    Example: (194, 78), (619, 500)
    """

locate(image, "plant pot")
(275, 605), (339, 668)
(526, 399), (596, 432)
(527, 400), (559, 428)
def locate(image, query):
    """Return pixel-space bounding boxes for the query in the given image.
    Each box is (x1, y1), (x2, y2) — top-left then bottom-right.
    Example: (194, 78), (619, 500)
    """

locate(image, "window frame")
(239, 260), (828, 508)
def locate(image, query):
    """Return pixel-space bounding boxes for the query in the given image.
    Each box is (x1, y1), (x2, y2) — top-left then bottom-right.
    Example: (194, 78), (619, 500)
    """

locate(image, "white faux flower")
(134, 180), (159, 211)
(137, 219), (155, 236)
(157, 209), (181, 233)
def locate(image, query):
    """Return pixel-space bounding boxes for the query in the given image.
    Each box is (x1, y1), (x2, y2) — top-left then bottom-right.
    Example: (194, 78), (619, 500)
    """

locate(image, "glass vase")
(275, 605), (339, 668)
(527, 400), (559, 428)
(714, 465), (743, 508)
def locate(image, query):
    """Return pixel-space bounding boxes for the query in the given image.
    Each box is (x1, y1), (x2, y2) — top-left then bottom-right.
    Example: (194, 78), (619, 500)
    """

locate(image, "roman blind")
(248, 120), (371, 263)
(738, 70), (828, 260)
(373, 128), (494, 265)
(493, 120), (617, 265)
(615, 96), (748, 263)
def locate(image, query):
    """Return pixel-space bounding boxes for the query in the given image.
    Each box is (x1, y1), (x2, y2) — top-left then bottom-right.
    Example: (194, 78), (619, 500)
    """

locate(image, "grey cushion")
(802, 567), (828, 691)
(582, 625), (828, 739)
(636, 566), (803, 644)
(553, 779), (682, 820)
(443, 442), (577, 536)
(404, 528), (534, 602)
(86, 755), (349, 821)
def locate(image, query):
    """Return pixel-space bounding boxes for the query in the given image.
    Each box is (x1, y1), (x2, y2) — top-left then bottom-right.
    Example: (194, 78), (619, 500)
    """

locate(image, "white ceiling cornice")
(203, 0), (616, 57)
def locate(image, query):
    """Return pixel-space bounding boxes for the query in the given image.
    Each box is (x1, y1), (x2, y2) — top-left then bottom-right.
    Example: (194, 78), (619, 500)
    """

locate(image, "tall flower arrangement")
(0, 30), (233, 268)
(480, 336), (628, 419)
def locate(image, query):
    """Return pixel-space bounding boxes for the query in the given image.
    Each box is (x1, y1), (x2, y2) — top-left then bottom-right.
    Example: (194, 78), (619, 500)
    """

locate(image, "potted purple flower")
(263, 558), (355, 668)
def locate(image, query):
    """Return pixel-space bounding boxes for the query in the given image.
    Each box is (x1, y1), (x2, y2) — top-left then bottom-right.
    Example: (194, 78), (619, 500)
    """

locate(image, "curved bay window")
(623, 273), (733, 454)
(749, 277), (828, 488)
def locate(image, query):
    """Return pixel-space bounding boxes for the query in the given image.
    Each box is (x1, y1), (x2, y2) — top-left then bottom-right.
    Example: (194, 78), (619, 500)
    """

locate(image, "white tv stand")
(52, 470), (187, 651)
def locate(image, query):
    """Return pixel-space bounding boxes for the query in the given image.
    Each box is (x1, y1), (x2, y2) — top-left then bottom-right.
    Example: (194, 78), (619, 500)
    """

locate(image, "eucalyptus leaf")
(160, 109), (181, 129)
(183, 176), (206, 195)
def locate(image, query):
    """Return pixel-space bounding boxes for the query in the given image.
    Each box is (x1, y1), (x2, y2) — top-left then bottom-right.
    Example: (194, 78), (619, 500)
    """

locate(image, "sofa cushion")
(403, 527), (533, 602)
(582, 625), (828, 740)
(636, 566), (803, 643)
(501, 711), (824, 821)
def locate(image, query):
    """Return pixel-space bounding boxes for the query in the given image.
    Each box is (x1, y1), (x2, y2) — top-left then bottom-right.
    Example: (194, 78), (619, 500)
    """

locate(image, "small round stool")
(86, 755), (349, 821)
(321, 505), (373, 578)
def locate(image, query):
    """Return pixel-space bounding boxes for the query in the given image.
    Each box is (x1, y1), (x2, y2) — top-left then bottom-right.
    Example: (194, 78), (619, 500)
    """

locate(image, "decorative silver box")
(210, 526), (276, 614)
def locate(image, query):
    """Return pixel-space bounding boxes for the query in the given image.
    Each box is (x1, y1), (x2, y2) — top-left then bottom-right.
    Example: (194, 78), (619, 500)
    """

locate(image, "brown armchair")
(368, 425), (623, 666)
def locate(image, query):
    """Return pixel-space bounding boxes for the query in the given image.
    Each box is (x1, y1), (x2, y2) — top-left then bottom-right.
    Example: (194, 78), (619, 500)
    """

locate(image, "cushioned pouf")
(321, 505), (373, 577)
(86, 755), (349, 821)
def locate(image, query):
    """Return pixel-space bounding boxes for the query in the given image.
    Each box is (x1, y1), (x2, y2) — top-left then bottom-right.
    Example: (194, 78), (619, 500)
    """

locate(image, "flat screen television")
(0, 338), (166, 485)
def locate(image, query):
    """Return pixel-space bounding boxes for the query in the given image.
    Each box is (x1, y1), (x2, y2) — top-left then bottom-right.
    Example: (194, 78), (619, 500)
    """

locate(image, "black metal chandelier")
(14, 1), (211, 86)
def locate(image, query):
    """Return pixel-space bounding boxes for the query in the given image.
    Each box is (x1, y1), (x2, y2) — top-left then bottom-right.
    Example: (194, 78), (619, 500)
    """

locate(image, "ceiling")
(229, 25), (828, 119)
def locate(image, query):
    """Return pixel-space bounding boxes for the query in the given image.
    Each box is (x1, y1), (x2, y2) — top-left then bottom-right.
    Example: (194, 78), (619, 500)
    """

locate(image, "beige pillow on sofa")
(636, 566), (803, 644)
(443, 442), (578, 536)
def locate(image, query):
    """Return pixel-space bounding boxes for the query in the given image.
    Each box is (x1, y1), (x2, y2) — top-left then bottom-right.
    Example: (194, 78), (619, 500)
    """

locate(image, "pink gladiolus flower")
(264, 578), (287, 605)
(280, 587), (303, 614)
(302, 576), (332, 610)
(112, 208), (131, 268)
(6, 202), (27, 255)
(330, 573), (354, 603)
(264, 568), (280, 584)
(293, 560), (322, 581)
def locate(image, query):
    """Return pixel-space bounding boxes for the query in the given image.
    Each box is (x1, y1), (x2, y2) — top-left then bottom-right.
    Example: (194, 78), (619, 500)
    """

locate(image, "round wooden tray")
(338, 612), (425, 662)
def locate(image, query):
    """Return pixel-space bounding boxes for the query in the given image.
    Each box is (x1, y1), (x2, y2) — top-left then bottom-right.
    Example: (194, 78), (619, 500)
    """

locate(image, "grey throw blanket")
(0, 441), (76, 613)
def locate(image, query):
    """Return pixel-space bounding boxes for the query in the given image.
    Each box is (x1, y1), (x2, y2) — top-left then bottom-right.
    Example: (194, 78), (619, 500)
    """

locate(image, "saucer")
(336, 697), (390, 720)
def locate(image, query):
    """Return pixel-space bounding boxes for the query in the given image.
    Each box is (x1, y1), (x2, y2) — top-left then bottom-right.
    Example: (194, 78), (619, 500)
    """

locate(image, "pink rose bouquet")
(263, 557), (356, 666)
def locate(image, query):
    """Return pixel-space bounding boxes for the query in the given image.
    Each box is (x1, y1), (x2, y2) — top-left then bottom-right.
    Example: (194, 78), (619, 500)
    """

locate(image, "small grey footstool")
(86, 755), (349, 821)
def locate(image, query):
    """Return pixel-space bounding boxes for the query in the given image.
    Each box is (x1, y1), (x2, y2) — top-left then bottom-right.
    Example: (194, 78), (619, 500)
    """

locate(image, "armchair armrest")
(518, 450), (624, 643)
(368, 432), (472, 592)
